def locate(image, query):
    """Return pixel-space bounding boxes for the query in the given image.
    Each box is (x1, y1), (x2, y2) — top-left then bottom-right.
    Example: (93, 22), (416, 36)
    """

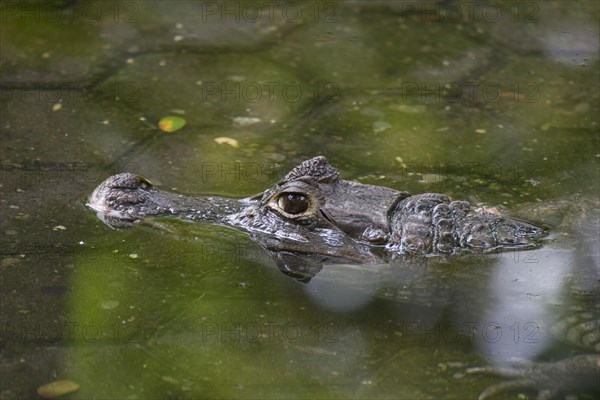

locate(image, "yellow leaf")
(214, 137), (239, 148)
(37, 380), (80, 398)
(158, 116), (186, 132)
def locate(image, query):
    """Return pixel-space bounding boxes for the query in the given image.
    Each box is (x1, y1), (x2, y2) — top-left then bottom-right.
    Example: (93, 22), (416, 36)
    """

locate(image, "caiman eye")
(277, 193), (310, 215)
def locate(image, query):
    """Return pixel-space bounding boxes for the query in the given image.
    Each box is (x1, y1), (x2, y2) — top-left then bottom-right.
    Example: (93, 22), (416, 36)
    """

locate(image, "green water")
(1, 1), (599, 399)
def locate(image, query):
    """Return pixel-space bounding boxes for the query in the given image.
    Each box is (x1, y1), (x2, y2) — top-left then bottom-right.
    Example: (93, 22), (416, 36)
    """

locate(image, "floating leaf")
(214, 137), (239, 148)
(158, 116), (186, 132)
(37, 380), (80, 398)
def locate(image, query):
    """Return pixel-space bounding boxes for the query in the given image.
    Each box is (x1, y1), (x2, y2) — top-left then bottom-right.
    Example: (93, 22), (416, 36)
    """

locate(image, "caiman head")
(88, 157), (410, 281)
(225, 156), (411, 269)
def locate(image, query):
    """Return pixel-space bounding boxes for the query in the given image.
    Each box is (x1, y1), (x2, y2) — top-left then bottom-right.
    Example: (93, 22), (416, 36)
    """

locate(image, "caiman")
(88, 156), (598, 399)
(88, 156), (545, 266)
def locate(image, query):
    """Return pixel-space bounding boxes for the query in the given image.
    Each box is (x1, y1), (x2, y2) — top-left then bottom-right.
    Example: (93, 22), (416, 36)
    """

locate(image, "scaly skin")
(88, 156), (545, 260)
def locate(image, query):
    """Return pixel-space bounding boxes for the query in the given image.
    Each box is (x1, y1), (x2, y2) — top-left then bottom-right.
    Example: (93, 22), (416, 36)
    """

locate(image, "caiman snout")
(88, 173), (161, 228)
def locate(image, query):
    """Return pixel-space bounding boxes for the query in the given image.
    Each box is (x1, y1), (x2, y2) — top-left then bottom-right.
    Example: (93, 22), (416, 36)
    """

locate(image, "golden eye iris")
(277, 193), (309, 215)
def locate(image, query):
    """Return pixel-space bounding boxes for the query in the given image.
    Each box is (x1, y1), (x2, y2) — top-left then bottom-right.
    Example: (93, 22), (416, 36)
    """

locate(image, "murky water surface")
(1, 1), (599, 399)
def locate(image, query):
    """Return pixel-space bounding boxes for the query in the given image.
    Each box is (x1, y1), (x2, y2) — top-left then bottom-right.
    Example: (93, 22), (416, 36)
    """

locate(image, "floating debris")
(389, 104), (426, 113)
(227, 75), (246, 82)
(52, 103), (62, 112)
(37, 380), (80, 399)
(52, 225), (66, 231)
(373, 120), (391, 132)
(214, 137), (240, 148)
(158, 116), (186, 133)
(360, 107), (383, 117)
(1, 258), (20, 268)
(161, 376), (179, 384)
(394, 156), (407, 169)
(233, 116), (261, 126)
(101, 300), (119, 310)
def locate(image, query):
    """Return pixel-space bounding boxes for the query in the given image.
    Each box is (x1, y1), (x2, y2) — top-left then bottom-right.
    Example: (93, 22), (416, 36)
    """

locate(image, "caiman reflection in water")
(88, 156), (598, 399)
